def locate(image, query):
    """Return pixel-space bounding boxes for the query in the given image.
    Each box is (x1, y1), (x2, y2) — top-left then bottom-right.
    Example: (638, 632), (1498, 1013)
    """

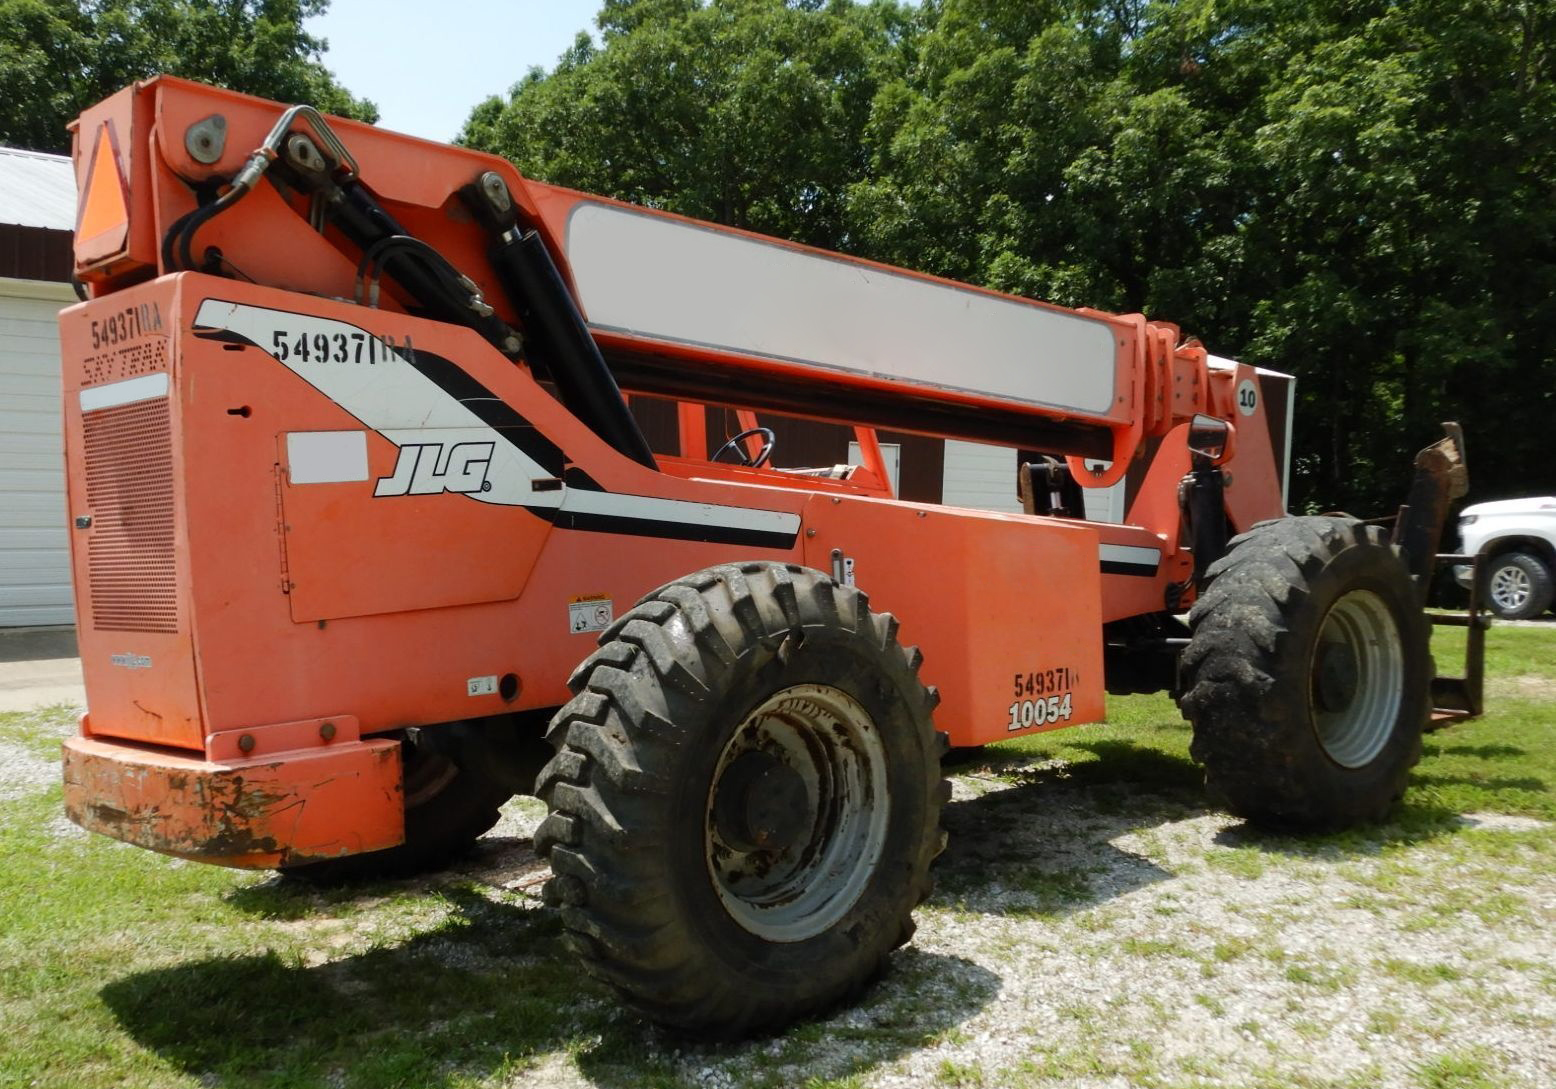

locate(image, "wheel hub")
(1313, 640), (1360, 713)
(1310, 590), (1404, 768)
(1491, 565), (1530, 612)
(712, 750), (809, 852)
(704, 683), (890, 943)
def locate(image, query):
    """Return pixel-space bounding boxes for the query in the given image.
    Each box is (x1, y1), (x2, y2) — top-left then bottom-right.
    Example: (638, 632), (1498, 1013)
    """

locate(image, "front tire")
(535, 562), (946, 1037)
(1178, 516), (1431, 829)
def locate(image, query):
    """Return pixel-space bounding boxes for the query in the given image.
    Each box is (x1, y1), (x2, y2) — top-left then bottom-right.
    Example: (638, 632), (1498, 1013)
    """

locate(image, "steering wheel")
(712, 427), (776, 468)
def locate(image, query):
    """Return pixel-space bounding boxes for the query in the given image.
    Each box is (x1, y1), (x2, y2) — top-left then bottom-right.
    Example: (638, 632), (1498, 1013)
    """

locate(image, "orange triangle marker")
(77, 123), (129, 249)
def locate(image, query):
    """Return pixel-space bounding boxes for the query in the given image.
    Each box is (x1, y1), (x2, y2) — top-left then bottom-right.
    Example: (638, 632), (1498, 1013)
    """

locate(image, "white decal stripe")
(194, 299), (801, 538)
(195, 299), (562, 510)
(562, 489), (801, 536)
(1100, 543), (1162, 569)
(79, 372), (169, 411)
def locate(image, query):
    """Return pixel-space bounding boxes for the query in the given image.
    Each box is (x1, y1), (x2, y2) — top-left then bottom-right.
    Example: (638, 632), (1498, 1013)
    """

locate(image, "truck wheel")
(1483, 551), (1554, 620)
(1178, 516), (1431, 829)
(281, 722), (512, 882)
(535, 562), (946, 1037)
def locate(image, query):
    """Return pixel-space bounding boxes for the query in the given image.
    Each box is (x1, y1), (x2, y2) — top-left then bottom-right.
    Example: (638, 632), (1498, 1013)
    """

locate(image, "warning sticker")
(569, 594), (614, 634)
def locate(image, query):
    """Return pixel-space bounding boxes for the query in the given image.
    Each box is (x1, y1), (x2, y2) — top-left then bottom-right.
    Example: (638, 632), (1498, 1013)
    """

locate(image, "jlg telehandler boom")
(59, 78), (1470, 1035)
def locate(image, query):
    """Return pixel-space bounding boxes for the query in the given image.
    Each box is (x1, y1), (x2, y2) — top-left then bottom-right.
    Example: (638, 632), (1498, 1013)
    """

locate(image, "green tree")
(459, 0), (914, 250)
(1239, 0), (1556, 509)
(0, 0), (375, 153)
(855, 0), (1556, 511)
(464, 0), (1556, 513)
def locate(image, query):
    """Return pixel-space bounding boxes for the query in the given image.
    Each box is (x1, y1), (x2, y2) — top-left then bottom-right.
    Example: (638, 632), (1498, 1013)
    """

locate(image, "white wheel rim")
(1491, 565), (1531, 612)
(705, 683), (889, 943)
(1310, 590), (1404, 768)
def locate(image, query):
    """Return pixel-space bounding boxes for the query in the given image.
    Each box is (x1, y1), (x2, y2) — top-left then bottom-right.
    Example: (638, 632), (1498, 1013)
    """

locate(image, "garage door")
(0, 279), (74, 626)
(941, 439), (1126, 522)
(941, 440), (1023, 513)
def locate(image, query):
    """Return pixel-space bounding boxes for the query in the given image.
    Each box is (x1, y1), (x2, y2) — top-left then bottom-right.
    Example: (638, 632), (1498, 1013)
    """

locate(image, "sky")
(305, 0), (604, 143)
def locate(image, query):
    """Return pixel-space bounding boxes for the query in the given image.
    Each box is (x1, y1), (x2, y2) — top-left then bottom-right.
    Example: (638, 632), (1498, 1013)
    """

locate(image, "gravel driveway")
(429, 747), (1556, 1089)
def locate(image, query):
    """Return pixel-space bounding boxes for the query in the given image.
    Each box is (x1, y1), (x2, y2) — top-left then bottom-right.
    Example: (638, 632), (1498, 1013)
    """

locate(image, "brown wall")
(0, 225), (72, 283)
(629, 395), (945, 503)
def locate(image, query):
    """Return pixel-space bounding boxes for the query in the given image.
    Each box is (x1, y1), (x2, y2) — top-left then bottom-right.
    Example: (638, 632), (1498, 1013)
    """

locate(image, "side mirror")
(1187, 414), (1232, 464)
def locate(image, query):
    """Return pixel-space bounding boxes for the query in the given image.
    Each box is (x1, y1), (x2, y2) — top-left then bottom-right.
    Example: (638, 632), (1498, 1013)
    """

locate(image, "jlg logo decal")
(374, 441), (495, 497)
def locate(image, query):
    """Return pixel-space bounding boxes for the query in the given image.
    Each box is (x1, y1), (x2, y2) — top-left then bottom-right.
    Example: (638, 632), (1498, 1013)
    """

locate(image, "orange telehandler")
(58, 77), (1480, 1036)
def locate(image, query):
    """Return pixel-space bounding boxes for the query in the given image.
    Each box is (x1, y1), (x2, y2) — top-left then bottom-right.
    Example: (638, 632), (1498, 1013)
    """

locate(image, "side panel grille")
(83, 397), (178, 633)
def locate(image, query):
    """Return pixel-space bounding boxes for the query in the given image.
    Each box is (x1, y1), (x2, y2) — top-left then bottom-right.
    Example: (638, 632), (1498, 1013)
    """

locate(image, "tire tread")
(536, 562), (946, 1036)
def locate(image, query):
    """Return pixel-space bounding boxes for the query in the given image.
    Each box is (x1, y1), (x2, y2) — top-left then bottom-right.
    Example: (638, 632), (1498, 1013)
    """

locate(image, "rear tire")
(1483, 551), (1554, 620)
(1178, 516), (1431, 829)
(535, 562), (946, 1037)
(281, 721), (513, 882)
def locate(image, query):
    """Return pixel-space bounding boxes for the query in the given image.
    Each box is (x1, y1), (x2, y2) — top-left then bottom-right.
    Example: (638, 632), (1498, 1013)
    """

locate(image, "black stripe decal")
(549, 509), (797, 550)
(192, 326), (254, 345)
(1099, 543), (1163, 577)
(1101, 560), (1161, 577)
(404, 349), (567, 477)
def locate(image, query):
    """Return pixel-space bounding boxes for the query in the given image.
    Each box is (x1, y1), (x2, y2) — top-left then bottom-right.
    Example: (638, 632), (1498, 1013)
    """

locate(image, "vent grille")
(83, 397), (178, 633)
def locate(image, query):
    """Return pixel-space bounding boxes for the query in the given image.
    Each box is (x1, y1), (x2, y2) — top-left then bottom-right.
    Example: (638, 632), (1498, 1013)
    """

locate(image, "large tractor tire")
(1178, 516), (1431, 829)
(535, 562), (946, 1037)
(281, 721), (515, 882)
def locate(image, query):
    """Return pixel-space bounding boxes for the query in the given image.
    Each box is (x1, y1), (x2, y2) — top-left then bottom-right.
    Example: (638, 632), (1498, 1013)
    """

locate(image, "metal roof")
(0, 147), (76, 231)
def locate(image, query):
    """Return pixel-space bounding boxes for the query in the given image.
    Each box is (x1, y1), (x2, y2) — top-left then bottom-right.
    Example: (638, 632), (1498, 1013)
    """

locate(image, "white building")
(0, 148), (76, 627)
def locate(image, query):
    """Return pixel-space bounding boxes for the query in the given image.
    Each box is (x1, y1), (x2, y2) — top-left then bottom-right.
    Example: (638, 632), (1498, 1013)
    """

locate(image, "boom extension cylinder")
(486, 226), (658, 469)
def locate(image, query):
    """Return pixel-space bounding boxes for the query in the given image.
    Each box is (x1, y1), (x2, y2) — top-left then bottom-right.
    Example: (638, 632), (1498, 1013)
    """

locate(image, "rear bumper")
(62, 733), (404, 868)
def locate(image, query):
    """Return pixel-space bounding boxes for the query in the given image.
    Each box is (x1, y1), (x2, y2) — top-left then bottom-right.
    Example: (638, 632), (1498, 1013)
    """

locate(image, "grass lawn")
(0, 624), (1551, 1089)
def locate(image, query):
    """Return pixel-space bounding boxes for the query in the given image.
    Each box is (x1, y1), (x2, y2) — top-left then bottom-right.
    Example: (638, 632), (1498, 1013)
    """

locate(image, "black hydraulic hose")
(488, 228), (657, 470)
(162, 165), (266, 272)
(354, 234), (465, 308)
(161, 206), (199, 271)
(325, 183), (522, 356)
(163, 103), (359, 275)
(178, 187), (244, 271)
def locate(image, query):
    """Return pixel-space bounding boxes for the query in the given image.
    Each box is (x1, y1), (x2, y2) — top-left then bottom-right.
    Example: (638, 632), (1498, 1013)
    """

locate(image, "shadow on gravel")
(223, 834), (551, 920)
(933, 738), (1202, 918)
(109, 879), (998, 1089)
(1211, 738), (1551, 861)
(1210, 797), (1467, 858)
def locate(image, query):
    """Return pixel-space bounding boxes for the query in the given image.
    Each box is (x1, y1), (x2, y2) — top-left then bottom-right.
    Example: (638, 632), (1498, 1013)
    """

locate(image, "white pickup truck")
(1455, 497), (1556, 619)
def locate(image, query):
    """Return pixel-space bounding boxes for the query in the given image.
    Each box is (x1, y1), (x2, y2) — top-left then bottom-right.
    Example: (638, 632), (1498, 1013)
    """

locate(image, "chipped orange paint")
(62, 732), (402, 867)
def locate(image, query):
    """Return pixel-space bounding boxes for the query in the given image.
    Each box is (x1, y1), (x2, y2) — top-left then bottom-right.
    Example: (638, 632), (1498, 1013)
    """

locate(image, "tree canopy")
(464, 0), (1556, 514)
(0, 0), (375, 153)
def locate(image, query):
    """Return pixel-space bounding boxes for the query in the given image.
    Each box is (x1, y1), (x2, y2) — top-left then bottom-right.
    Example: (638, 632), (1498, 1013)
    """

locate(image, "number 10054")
(1007, 693), (1073, 731)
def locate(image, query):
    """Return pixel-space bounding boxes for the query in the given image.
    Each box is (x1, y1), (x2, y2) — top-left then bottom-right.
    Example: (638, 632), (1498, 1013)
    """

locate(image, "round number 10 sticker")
(1236, 379), (1259, 417)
